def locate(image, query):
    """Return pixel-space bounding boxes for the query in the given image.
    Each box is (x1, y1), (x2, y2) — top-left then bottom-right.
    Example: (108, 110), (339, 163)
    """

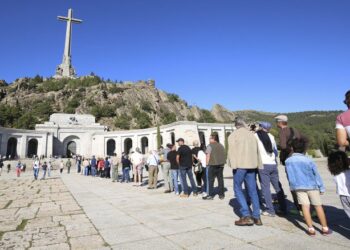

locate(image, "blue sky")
(0, 0), (349, 112)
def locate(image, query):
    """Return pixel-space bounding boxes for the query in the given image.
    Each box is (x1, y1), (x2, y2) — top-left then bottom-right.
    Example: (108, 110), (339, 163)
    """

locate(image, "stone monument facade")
(54, 8), (82, 78)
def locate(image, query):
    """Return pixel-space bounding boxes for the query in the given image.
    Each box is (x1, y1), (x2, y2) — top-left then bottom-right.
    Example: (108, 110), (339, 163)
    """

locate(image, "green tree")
(157, 125), (161, 149)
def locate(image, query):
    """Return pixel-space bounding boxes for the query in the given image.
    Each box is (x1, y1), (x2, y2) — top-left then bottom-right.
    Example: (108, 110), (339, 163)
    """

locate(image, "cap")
(274, 115), (288, 122)
(176, 138), (184, 143)
(259, 122), (272, 130)
(166, 143), (173, 148)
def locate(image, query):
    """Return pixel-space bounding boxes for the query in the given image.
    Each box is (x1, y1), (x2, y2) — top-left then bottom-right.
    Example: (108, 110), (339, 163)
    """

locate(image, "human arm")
(336, 129), (349, 148)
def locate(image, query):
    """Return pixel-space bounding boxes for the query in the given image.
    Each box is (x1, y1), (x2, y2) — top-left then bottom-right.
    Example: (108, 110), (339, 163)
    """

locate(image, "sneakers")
(164, 190), (171, 193)
(235, 217), (254, 226)
(175, 192), (180, 196)
(219, 195), (225, 200)
(307, 228), (316, 237)
(322, 227), (332, 236)
(202, 195), (214, 200)
(180, 193), (189, 198)
(192, 192), (198, 197)
(261, 211), (275, 217)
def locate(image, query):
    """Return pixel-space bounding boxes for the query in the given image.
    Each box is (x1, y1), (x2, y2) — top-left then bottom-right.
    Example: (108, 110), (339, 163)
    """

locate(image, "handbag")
(193, 161), (202, 174)
(145, 164), (149, 172)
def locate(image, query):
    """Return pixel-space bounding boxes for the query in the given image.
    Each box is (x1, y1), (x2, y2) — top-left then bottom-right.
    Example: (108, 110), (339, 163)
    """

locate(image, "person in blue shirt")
(286, 138), (331, 236)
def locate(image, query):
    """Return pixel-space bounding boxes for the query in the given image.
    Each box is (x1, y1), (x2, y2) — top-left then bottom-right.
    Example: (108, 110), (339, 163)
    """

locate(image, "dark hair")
(328, 151), (349, 176)
(290, 137), (308, 153)
(210, 133), (219, 142)
(346, 90), (350, 97)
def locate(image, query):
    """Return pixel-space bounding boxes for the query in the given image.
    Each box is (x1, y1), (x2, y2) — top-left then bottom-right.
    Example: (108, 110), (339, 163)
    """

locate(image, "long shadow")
(229, 197), (350, 239)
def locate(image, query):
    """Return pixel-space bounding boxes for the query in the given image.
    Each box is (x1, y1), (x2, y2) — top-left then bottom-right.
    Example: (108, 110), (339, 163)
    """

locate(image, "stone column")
(19, 135), (27, 158)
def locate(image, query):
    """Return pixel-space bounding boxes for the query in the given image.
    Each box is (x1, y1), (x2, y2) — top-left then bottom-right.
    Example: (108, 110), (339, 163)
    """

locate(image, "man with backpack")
(275, 114), (303, 215)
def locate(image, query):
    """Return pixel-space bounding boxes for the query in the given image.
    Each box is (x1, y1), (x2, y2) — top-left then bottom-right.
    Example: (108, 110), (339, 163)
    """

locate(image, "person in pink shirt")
(336, 90), (350, 151)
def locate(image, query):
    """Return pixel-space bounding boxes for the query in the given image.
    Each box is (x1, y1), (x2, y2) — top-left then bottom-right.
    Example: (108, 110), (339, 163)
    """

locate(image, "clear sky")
(0, 0), (349, 112)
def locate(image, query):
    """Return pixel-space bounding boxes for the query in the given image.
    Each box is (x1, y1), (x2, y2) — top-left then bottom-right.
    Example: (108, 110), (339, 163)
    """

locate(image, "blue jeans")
(233, 169), (260, 219)
(206, 166), (210, 194)
(122, 168), (130, 182)
(34, 168), (39, 180)
(91, 167), (96, 176)
(258, 164), (287, 214)
(170, 169), (179, 193)
(179, 168), (197, 194)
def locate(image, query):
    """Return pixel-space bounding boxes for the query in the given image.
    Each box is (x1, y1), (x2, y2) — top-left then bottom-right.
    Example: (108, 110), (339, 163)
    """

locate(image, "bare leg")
(301, 205), (313, 228)
(314, 205), (328, 228)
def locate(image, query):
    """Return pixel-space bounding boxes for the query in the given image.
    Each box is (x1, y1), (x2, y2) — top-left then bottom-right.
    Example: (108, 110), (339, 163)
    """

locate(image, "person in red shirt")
(336, 90), (350, 151)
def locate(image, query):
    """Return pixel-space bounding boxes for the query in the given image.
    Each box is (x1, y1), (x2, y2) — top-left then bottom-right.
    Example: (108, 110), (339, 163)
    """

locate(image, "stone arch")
(124, 138), (133, 155)
(106, 139), (116, 156)
(6, 137), (17, 159)
(27, 138), (38, 158)
(63, 135), (80, 158)
(141, 137), (149, 154)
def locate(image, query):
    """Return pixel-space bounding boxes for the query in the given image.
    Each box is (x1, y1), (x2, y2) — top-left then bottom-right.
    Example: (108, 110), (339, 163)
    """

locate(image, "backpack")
(280, 128), (297, 166)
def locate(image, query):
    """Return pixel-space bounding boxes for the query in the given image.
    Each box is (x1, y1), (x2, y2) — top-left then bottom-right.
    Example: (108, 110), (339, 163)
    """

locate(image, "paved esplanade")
(54, 8), (82, 78)
(0, 159), (349, 249)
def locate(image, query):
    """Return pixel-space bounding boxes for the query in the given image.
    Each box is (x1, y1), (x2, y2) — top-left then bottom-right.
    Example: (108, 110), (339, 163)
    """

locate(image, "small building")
(0, 113), (234, 159)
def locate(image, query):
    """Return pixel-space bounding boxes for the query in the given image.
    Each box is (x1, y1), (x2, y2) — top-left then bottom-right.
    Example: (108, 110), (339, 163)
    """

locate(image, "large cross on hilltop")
(54, 8), (82, 78)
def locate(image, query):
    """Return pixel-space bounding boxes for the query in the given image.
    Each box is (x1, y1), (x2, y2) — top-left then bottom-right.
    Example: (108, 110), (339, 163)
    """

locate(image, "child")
(16, 161), (22, 177)
(285, 138), (331, 236)
(327, 151), (350, 218)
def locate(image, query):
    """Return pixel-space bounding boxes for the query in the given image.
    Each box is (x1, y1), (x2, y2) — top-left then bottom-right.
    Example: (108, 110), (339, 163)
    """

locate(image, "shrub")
(161, 112), (177, 124)
(167, 93), (180, 103)
(114, 114), (130, 129)
(109, 85), (125, 94)
(140, 101), (154, 112)
(197, 110), (217, 123)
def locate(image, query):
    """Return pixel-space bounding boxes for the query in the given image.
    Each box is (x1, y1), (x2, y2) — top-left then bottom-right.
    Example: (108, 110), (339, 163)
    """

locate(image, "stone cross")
(54, 8), (82, 78)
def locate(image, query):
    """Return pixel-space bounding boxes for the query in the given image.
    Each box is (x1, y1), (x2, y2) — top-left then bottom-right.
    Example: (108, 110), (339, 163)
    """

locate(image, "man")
(275, 114), (302, 214)
(0, 155), (4, 176)
(33, 158), (40, 180)
(227, 117), (263, 226)
(255, 122), (287, 216)
(176, 138), (197, 197)
(147, 150), (160, 189)
(131, 148), (144, 186)
(111, 154), (120, 182)
(90, 156), (97, 177)
(161, 144), (173, 193)
(66, 158), (72, 174)
(203, 134), (227, 200)
(336, 90), (350, 151)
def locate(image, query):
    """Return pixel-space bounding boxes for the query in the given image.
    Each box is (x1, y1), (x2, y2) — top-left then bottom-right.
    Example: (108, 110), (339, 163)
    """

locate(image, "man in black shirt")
(167, 145), (180, 195)
(176, 138), (198, 197)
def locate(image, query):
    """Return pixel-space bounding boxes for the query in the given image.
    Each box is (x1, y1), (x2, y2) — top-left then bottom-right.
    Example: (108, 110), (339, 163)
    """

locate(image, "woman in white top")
(255, 122), (287, 216)
(197, 144), (208, 196)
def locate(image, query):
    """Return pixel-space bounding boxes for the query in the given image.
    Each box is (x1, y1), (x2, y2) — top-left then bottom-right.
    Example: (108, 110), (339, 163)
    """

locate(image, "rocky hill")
(0, 75), (342, 155)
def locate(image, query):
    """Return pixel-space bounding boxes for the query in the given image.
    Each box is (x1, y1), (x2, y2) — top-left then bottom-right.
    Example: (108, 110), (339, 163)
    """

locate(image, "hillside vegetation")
(0, 75), (342, 155)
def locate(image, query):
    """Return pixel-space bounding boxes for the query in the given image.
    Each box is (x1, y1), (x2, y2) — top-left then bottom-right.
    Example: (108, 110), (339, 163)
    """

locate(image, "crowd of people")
(1, 90), (349, 237)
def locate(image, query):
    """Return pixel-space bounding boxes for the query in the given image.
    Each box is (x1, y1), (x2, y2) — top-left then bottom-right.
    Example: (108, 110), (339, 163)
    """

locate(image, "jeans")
(42, 170), (47, 179)
(122, 168), (130, 182)
(179, 167), (197, 194)
(112, 166), (119, 182)
(208, 165), (225, 197)
(233, 169), (261, 219)
(258, 164), (287, 214)
(91, 166), (96, 176)
(206, 166), (210, 194)
(170, 169), (179, 193)
(34, 168), (39, 180)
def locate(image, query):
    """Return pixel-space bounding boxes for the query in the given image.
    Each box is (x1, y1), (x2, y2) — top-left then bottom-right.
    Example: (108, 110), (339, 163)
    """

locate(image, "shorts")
(296, 190), (322, 206)
(134, 164), (143, 175)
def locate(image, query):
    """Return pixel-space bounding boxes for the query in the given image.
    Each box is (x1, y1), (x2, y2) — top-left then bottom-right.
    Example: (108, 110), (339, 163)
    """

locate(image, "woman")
(197, 144), (207, 196)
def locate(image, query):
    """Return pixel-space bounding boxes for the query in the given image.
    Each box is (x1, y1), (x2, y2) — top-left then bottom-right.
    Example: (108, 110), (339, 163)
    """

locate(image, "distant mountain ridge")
(0, 75), (342, 154)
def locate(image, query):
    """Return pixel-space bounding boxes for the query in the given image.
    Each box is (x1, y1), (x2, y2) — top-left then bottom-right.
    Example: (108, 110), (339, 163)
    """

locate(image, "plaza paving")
(0, 159), (349, 249)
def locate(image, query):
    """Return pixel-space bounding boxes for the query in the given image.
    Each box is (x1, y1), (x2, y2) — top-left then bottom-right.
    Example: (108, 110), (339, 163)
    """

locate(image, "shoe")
(307, 228), (316, 237)
(147, 187), (153, 189)
(175, 192), (180, 196)
(253, 218), (263, 226)
(193, 192), (198, 197)
(219, 195), (225, 200)
(322, 227), (332, 236)
(202, 195), (214, 200)
(261, 211), (275, 217)
(180, 194), (189, 198)
(235, 217), (254, 226)
(164, 190), (171, 193)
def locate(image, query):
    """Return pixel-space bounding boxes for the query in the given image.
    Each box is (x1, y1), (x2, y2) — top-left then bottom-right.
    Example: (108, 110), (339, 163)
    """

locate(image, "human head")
(290, 137), (308, 154)
(176, 138), (185, 146)
(275, 115), (288, 129)
(234, 117), (247, 129)
(166, 143), (173, 149)
(135, 147), (141, 153)
(344, 90), (350, 108)
(327, 151), (350, 176)
(193, 140), (199, 147)
(259, 122), (272, 132)
(210, 133), (219, 143)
